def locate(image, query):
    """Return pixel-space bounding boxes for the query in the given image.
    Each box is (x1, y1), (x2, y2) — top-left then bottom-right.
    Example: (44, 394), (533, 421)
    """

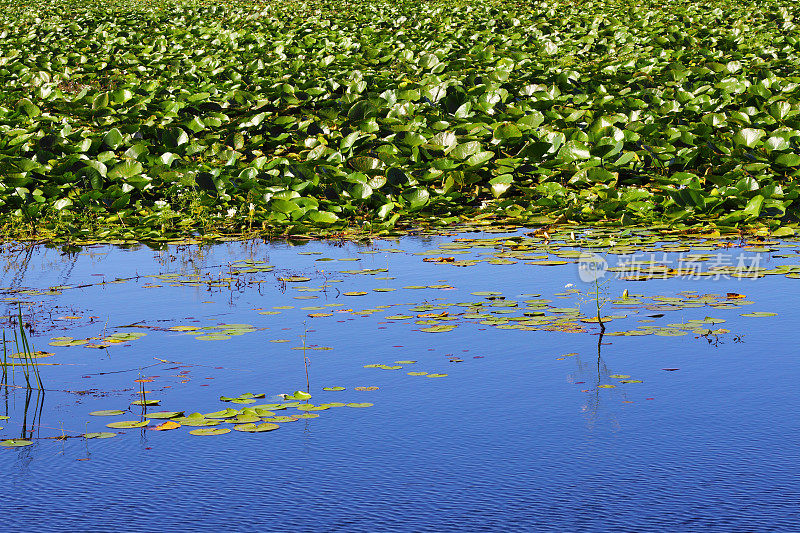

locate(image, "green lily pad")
(106, 420), (150, 429)
(89, 410), (125, 417)
(205, 408), (240, 419)
(264, 416), (298, 423)
(144, 411), (184, 419)
(189, 428), (231, 436)
(233, 422), (280, 433)
(83, 432), (117, 439)
(0, 439), (34, 447)
(195, 335), (232, 341)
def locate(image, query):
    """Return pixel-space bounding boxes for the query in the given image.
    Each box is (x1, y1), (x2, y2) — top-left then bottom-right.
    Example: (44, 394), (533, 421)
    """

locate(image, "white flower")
(565, 283), (574, 288)
(226, 207), (237, 218)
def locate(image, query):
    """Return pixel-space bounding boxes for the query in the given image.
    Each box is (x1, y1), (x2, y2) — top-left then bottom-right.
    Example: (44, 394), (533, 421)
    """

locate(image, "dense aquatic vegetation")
(1, 0), (800, 241)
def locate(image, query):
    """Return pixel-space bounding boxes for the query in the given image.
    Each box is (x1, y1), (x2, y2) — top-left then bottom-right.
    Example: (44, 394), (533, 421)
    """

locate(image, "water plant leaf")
(144, 411), (184, 419)
(264, 416), (298, 423)
(189, 428), (231, 436)
(10, 350), (54, 359)
(233, 422), (280, 433)
(106, 420), (150, 429)
(205, 408), (240, 419)
(152, 421), (181, 431)
(0, 439), (34, 447)
(89, 410), (125, 416)
(83, 432), (117, 439)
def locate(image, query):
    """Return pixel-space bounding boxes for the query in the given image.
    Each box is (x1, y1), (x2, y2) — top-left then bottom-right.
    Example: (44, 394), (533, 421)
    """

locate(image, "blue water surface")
(0, 230), (799, 531)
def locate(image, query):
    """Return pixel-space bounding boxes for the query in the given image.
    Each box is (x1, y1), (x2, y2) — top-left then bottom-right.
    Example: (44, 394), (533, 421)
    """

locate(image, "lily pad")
(189, 428), (231, 436)
(83, 432), (117, 439)
(144, 411), (184, 419)
(89, 410), (125, 417)
(0, 439), (34, 447)
(106, 420), (150, 429)
(233, 422), (280, 433)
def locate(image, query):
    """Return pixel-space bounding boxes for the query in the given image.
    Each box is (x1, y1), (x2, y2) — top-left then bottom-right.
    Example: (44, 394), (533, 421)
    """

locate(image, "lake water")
(1, 226), (799, 531)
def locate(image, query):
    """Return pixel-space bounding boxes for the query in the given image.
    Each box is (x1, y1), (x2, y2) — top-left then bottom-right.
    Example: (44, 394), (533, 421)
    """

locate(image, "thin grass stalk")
(1, 329), (7, 386)
(13, 306), (42, 390)
(18, 306), (42, 389)
(13, 328), (31, 388)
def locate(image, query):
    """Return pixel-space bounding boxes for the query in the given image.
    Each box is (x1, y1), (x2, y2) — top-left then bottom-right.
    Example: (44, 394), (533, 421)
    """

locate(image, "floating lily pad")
(152, 421), (181, 431)
(204, 408), (240, 419)
(106, 420), (150, 429)
(740, 312), (778, 317)
(10, 350), (54, 359)
(89, 410), (125, 416)
(420, 325), (456, 333)
(189, 428), (231, 436)
(283, 391), (312, 400)
(144, 411), (184, 419)
(323, 386), (346, 391)
(0, 439), (34, 447)
(233, 422), (280, 433)
(346, 403), (374, 408)
(83, 432), (117, 439)
(264, 416), (298, 423)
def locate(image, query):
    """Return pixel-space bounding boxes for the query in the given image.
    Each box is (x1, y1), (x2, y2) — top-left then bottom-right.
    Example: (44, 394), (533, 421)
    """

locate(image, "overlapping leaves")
(1, 0), (800, 240)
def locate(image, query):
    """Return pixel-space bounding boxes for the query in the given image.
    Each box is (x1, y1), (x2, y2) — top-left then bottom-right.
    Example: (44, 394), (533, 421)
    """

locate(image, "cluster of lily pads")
(81, 389), (372, 438)
(49, 330), (146, 348)
(2, 0), (800, 241)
